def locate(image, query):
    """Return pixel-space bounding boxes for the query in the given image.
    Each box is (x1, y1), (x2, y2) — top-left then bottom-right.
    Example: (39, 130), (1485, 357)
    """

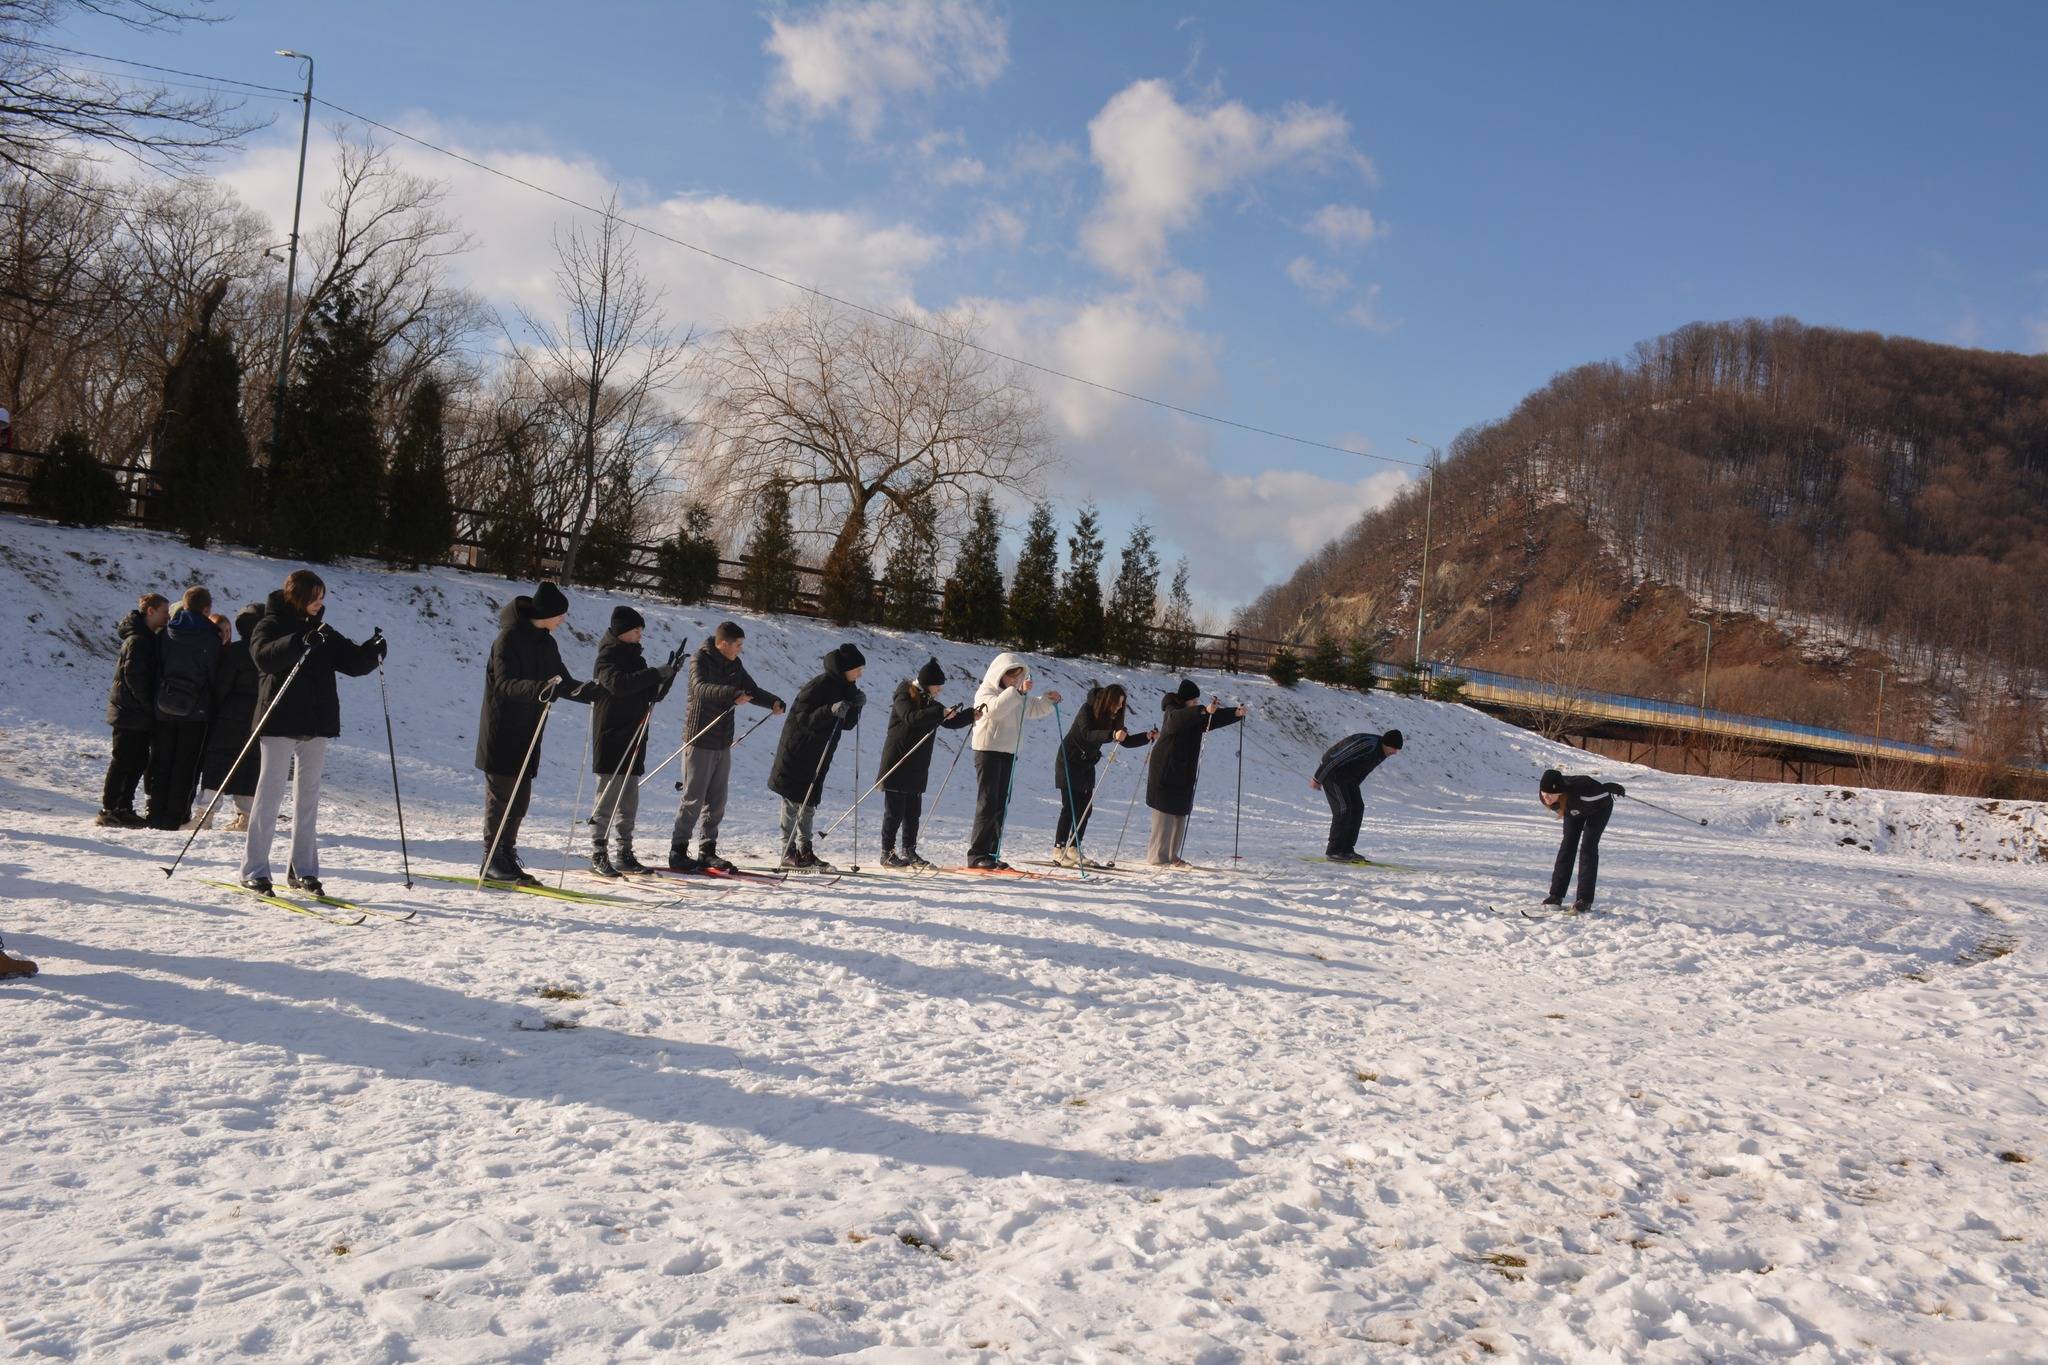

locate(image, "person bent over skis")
(967, 652), (1061, 871)
(476, 581), (603, 887)
(1145, 680), (1242, 866)
(1310, 728), (1402, 862)
(1052, 683), (1153, 868)
(587, 606), (682, 878)
(768, 644), (866, 871)
(1538, 767), (1625, 912)
(878, 658), (977, 868)
(669, 621), (784, 874)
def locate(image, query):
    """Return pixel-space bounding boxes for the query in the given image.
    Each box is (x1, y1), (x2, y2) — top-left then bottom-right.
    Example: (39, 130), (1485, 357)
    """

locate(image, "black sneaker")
(613, 844), (648, 875)
(777, 849), (808, 871)
(802, 850), (839, 873)
(904, 851), (935, 869)
(697, 845), (736, 874)
(589, 847), (621, 879)
(969, 855), (1000, 870)
(1327, 851), (1367, 863)
(667, 848), (704, 874)
(484, 855), (540, 888)
(880, 850), (907, 868)
(1540, 897), (1563, 908)
(1571, 901), (1593, 915)
(241, 874), (274, 896)
(286, 869), (326, 898)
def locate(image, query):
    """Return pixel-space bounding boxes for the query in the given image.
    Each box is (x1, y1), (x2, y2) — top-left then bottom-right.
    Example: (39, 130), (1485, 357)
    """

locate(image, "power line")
(0, 37), (304, 97)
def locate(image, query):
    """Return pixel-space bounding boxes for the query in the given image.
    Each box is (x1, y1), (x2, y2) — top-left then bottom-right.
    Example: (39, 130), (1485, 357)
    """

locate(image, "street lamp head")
(276, 49), (302, 57)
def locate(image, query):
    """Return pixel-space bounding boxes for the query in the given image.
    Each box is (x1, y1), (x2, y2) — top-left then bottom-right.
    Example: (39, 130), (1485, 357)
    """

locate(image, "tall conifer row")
(942, 492), (1007, 641)
(741, 483), (803, 612)
(881, 491), (941, 631)
(157, 326), (249, 549)
(383, 374), (455, 568)
(268, 287), (382, 562)
(1057, 503), (1105, 657)
(1105, 520), (1160, 665)
(1007, 500), (1061, 649)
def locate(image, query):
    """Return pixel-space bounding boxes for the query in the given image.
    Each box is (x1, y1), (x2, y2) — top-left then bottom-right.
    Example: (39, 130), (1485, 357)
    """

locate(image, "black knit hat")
(1381, 728), (1404, 750)
(918, 657), (946, 689)
(532, 581), (569, 618)
(1539, 768), (1565, 794)
(1175, 678), (1201, 703)
(609, 604), (645, 635)
(830, 642), (867, 674)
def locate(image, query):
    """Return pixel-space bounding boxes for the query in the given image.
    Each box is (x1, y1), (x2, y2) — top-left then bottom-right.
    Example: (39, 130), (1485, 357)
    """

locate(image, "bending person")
(1537, 767), (1626, 912)
(1309, 728), (1402, 862)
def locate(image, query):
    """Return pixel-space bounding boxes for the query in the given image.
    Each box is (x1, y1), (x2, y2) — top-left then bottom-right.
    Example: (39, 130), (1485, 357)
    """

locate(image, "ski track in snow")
(2, 521), (2045, 1363)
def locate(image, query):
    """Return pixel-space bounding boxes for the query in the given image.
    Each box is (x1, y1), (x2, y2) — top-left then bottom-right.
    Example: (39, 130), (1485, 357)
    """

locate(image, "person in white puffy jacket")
(966, 651), (1062, 870)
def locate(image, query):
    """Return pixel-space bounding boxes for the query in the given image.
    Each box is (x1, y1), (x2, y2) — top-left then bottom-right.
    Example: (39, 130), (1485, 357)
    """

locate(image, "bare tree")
(0, 1), (260, 177)
(1527, 581), (1610, 742)
(693, 295), (1052, 566)
(511, 197), (689, 581)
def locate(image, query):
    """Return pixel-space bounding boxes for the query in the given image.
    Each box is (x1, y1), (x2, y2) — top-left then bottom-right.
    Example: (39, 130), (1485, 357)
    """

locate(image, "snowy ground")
(2, 519), (2045, 1363)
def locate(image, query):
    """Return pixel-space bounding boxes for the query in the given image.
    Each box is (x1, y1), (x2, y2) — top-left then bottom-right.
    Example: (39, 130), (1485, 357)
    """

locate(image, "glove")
(666, 642), (687, 671)
(305, 622), (335, 648)
(570, 679), (606, 703)
(539, 675), (565, 702)
(830, 699), (855, 720)
(657, 658), (681, 683)
(1611, 783), (1627, 797)
(369, 634), (389, 663)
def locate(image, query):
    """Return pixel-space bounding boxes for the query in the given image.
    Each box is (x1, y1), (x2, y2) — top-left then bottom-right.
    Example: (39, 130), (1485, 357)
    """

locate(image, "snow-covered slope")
(3, 519), (2045, 1363)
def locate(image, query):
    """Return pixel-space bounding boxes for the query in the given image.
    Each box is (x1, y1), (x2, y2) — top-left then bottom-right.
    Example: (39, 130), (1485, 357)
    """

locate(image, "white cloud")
(1285, 257), (1397, 332)
(1342, 282), (1399, 334)
(962, 205), (1027, 251)
(1080, 79), (1360, 288)
(764, 0), (1008, 140)
(1305, 202), (1378, 249)
(1285, 255), (1351, 300)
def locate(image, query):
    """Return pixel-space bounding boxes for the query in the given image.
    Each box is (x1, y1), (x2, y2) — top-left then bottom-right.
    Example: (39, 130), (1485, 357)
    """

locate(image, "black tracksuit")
(877, 681), (973, 855)
(1314, 733), (1394, 858)
(1550, 775), (1625, 905)
(145, 608), (221, 827)
(1053, 691), (1151, 848)
(101, 609), (160, 815)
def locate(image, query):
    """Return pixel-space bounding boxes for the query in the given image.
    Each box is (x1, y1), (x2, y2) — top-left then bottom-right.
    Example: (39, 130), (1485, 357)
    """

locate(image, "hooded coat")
(684, 639), (784, 750)
(475, 595), (589, 774)
(1314, 733), (1394, 787)
(1053, 686), (1152, 786)
(249, 590), (382, 740)
(154, 607), (222, 722)
(970, 651), (1055, 754)
(1146, 691), (1240, 816)
(590, 629), (667, 775)
(879, 679), (975, 794)
(767, 652), (865, 802)
(200, 607), (262, 795)
(105, 609), (161, 732)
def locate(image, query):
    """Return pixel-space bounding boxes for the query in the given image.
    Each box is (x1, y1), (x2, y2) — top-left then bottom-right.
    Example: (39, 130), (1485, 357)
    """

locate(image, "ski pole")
(377, 656), (413, 889)
(930, 731), (968, 809)
(1111, 764), (1144, 865)
(593, 703), (654, 846)
(1051, 700), (1087, 878)
(1624, 791), (1708, 827)
(1231, 712), (1245, 863)
(819, 723), (945, 840)
(163, 644), (315, 879)
(991, 695), (1030, 866)
(480, 687), (557, 888)
(647, 707), (773, 788)
(852, 715), (862, 870)
(557, 706), (594, 889)
(780, 713), (845, 865)
(1072, 744), (1121, 857)
(1173, 701), (1220, 863)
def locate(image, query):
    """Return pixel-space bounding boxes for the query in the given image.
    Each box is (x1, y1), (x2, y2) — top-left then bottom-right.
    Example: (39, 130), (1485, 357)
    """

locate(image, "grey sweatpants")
(240, 736), (327, 881)
(1146, 810), (1189, 865)
(777, 796), (816, 858)
(590, 770), (640, 847)
(669, 747), (732, 851)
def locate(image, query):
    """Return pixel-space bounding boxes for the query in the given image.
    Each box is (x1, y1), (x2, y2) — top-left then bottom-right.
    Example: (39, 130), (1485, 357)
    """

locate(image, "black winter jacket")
(250, 591), (382, 740)
(1556, 775), (1625, 818)
(878, 681), (974, 795)
(1054, 687), (1152, 787)
(201, 609), (261, 795)
(475, 596), (594, 774)
(155, 608), (222, 723)
(1146, 693), (1240, 817)
(590, 631), (667, 776)
(1314, 733), (1392, 787)
(767, 656), (865, 803)
(684, 640), (783, 750)
(105, 610), (161, 732)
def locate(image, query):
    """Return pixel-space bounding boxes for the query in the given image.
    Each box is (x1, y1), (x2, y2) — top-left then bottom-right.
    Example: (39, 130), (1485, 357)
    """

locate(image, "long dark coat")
(1145, 693), (1239, 817)
(767, 657), (865, 803)
(475, 596), (590, 774)
(1052, 686), (1152, 788)
(590, 631), (666, 776)
(201, 607), (261, 796)
(105, 609), (160, 732)
(878, 680), (973, 795)
(250, 590), (381, 740)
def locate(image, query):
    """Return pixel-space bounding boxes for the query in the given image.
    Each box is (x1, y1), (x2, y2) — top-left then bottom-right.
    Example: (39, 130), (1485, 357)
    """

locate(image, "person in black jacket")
(194, 604), (262, 831)
(1309, 728), (1403, 862)
(1145, 679), (1244, 866)
(587, 606), (683, 878)
(238, 570), (386, 896)
(144, 585), (222, 829)
(668, 621), (785, 873)
(97, 592), (168, 827)
(767, 644), (865, 871)
(1538, 767), (1626, 911)
(477, 581), (603, 886)
(1052, 683), (1154, 867)
(877, 658), (976, 868)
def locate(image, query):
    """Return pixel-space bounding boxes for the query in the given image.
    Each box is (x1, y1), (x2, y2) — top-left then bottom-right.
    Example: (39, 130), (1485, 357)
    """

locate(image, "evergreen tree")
(571, 469), (636, 588)
(1056, 502), (1105, 656)
(27, 428), (123, 527)
(1157, 558), (1198, 671)
(654, 501), (722, 605)
(1006, 500), (1061, 649)
(1345, 635), (1379, 691)
(480, 453), (546, 581)
(155, 326), (248, 549)
(1267, 645), (1303, 689)
(818, 505), (872, 625)
(382, 375), (456, 568)
(881, 492), (941, 631)
(941, 492), (1006, 641)
(268, 287), (382, 562)
(740, 483), (803, 614)
(1304, 634), (1346, 684)
(1104, 520), (1160, 665)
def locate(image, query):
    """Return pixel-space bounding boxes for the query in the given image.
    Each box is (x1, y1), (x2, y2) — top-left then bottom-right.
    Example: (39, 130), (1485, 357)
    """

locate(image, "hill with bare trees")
(1242, 318), (2048, 756)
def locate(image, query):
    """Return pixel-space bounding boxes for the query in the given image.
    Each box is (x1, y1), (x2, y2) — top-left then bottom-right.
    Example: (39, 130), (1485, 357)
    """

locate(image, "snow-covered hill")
(3, 518), (2045, 1362)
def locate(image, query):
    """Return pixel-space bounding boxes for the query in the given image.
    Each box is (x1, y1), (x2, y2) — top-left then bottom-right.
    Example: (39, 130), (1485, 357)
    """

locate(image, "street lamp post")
(1404, 437), (1438, 672)
(269, 49), (315, 457)
(1695, 613), (1715, 715)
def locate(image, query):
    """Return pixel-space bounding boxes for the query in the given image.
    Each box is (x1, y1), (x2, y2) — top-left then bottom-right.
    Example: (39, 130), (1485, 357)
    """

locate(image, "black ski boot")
(590, 845), (621, 879)
(287, 868), (326, 898)
(880, 849), (907, 868)
(485, 851), (540, 888)
(95, 807), (146, 829)
(667, 845), (704, 874)
(241, 874), (274, 896)
(803, 848), (838, 873)
(904, 849), (935, 870)
(697, 844), (736, 874)
(613, 841), (648, 875)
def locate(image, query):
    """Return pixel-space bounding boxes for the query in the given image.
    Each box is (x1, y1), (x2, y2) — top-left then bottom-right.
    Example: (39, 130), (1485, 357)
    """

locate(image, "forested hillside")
(1244, 319), (2048, 749)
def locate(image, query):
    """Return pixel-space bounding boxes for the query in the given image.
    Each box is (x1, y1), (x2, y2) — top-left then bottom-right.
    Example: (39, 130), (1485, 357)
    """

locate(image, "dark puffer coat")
(1555, 774), (1625, 817)
(767, 655), (865, 803)
(250, 590), (382, 739)
(1314, 733), (1393, 787)
(201, 606), (262, 796)
(105, 609), (161, 732)
(878, 680), (974, 795)
(1053, 686), (1151, 787)
(684, 640), (784, 750)
(1145, 692), (1240, 817)
(475, 596), (594, 774)
(154, 608), (221, 722)
(590, 630), (669, 776)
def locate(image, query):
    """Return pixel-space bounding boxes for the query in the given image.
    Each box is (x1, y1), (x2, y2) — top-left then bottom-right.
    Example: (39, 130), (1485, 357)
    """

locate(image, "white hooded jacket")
(971, 651), (1055, 753)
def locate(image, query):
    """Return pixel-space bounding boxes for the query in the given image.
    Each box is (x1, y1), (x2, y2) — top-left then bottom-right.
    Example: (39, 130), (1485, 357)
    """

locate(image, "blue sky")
(68, 0), (2048, 613)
